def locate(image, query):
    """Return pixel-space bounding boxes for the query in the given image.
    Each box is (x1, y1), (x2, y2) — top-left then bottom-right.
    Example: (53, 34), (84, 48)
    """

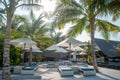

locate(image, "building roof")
(95, 38), (120, 58)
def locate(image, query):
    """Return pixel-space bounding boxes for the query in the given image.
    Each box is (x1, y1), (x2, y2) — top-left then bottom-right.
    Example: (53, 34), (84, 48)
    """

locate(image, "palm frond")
(17, 4), (42, 10)
(85, 25), (91, 33)
(53, 6), (84, 29)
(96, 19), (120, 32)
(100, 30), (110, 41)
(67, 17), (88, 37)
(60, 0), (72, 5)
(95, 19), (120, 40)
(112, 10), (120, 21)
(19, 0), (41, 4)
(107, 0), (120, 11)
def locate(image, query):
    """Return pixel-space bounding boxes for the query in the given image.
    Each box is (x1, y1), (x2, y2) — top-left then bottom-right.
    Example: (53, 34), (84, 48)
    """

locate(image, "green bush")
(0, 34), (22, 67)
(10, 46), (21, 65)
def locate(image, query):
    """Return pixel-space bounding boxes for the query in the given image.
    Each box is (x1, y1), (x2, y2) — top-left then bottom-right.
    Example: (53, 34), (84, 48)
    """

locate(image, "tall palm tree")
(16, 10), (49, 65)
(17, 10), (48, 41)
(53, 0), (120, 72)
(0, 0), (41, 79)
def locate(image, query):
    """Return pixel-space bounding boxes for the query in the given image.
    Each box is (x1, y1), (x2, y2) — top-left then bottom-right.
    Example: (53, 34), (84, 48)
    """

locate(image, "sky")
(15, 0), (120, 42)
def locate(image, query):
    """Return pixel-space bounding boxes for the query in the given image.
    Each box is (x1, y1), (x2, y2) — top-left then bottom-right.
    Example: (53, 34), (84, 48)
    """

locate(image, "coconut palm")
(0, 0), (41, 79)
(20, 12), (48, 40)
(16, 10), (48, 40)
(53, 0), (120, 72)
(92, 0), (120, 21)
(107, 0), (120, 21)
(12, 10), (49, 66)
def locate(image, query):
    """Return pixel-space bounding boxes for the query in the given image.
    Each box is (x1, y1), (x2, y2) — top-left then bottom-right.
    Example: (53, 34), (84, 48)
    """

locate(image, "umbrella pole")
(22, 50), (24, 63)
(54, 51), (56, 62)
(22, 43), (26, 63)
(29, 47), (32, 66)
(69, 43), (72, 60)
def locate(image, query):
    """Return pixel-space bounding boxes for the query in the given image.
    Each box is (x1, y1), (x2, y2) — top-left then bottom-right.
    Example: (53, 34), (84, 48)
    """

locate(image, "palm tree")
(17, 10), (49, 41)
(53, 0), (120, 72)
(0, 0), (41, 79)
(16, 10), (49, 65)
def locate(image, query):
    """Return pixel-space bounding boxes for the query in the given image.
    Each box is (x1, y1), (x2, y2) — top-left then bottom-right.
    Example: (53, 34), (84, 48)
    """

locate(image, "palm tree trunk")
(2, 14), (12, 80)
(2, 1), (16, 79)
(89, 18), (98, 72)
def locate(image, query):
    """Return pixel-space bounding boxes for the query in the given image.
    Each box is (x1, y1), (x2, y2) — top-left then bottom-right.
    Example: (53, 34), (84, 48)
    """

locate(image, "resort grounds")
(0, 61), (120, 80)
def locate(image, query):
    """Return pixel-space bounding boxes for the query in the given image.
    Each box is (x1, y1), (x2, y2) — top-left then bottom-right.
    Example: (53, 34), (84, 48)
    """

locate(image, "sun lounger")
(47, 62), (55, 68)
(56, 62), (65, 67)
(64, 61), (72, 66)
(11, 74), (41, 80)
(71, 66), (80, 74)
(14, 66), (23, 74)
(21, 67), (35, 74)
(78, 66), (96, 76)
(58, 65), (73, 77)
(0, 66), (14, 74)
(38, 64), (47, 68)
(77, 62), (88, 67)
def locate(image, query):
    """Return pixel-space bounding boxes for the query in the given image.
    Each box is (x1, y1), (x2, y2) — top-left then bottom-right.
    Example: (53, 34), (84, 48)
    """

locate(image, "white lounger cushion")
(58, 66), (73, 76)
(78, 66), (96, 76)
(21, 67), (35, 74)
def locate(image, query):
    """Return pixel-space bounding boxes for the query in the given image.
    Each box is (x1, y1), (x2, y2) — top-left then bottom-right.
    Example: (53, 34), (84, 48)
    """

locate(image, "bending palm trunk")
(90, 18), (98, 72)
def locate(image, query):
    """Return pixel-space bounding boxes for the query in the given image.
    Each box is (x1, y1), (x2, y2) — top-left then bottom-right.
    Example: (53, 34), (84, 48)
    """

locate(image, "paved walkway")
(0, 67), (120, 80)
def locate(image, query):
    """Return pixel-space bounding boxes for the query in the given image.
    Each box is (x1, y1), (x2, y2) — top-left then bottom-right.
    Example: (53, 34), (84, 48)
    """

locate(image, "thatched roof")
(95, 38), (120, 58)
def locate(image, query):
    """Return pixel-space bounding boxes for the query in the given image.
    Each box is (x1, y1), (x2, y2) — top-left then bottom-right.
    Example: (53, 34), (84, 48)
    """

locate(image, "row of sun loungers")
(0, 61), (96, 80)
(0, 62), (41, 80)
(57, 61), (96, 76)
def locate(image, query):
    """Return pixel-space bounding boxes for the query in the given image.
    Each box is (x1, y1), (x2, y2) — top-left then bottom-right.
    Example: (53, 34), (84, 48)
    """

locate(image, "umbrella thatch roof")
(46, 45), (68, 53)
(95, 38), (120, 58)
(56, 37), (85, 47)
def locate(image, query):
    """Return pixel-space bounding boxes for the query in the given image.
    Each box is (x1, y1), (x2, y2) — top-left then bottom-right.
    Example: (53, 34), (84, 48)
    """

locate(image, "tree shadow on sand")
(61, 75), (105, 80)
(98, 72), (119, 80)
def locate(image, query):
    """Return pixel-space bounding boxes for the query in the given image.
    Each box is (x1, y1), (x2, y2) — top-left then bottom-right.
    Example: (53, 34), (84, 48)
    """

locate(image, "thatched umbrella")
(56, 37), (85, 59)
(10, 38), (37, 66)
(46, 45), (68, 61)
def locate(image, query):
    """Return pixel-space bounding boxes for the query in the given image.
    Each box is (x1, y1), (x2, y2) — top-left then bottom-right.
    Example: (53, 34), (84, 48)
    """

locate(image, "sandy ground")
(36, 67), (120, 80)
(0, 66), (120, 80)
